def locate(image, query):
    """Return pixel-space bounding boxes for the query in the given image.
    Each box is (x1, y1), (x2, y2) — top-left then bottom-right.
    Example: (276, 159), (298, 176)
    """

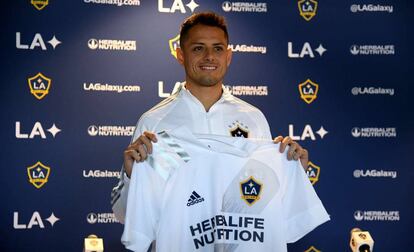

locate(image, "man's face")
(177, 24), (232, 87)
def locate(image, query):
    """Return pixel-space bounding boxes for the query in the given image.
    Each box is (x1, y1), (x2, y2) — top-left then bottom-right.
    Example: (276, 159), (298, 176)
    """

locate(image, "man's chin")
(197, 77), (222, 87)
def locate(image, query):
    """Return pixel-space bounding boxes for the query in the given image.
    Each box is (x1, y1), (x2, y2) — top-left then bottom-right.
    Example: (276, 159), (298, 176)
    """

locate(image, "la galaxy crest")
(27, 161), (51, 189)
(358, 233), (367, 240)
(298, 0), (318, 21)
(169, 34), (180, 59)
(298, 79), (319, 104)
(306, 161), (320, 185)
(28, 72), (51, 100)
(240, 176), (262, 205)
(305, 246), (321, 252)
(229, 121), (249, 138)
(31, 0), (49, 10)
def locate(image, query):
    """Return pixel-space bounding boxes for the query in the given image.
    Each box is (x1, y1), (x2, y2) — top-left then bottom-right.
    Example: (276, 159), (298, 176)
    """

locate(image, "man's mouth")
(199, 65), (218, 71)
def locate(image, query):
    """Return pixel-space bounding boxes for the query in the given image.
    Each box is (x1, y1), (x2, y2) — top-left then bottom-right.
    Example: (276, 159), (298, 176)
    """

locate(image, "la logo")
(158, 81), (181, 98)
(288, 42), (314, 58)
(28, 72), (51, 99)
(158, 0), (199, 13)
(240, 176), (262, 205)
(169, 34), (180, 59)
(298, 79), (318, 104)
(27, 161), (51, 189)
(298, 0), (318, 21)
(306, 161), (320, 185)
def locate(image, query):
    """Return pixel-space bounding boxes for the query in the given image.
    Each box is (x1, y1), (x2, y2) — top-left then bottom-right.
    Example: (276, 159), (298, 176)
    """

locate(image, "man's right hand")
(123, 131), (157, 178)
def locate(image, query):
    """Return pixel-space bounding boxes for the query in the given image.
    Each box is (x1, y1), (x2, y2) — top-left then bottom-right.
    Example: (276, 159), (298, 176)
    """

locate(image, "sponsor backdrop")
(2, 0), (413, 251)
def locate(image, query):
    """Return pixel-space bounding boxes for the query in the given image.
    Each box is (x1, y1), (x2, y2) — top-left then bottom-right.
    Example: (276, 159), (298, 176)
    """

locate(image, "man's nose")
(204, 48), (215, 61)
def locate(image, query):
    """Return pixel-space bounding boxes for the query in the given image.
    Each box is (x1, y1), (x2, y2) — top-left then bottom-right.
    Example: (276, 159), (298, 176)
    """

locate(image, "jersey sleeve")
(111, 168), (130, 224)
(282, 160), (330, 243)
(111, 117), (147, 224)
(121, 160), (165, 252)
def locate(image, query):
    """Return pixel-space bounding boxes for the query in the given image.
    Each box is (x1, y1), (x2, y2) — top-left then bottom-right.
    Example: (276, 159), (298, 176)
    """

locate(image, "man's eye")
(193, 46), (203, 51)
(215, 47), (224, 51)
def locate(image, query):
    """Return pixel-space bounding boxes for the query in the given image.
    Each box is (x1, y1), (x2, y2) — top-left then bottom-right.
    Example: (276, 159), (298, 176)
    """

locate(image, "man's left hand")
(274, 136), (309, 169)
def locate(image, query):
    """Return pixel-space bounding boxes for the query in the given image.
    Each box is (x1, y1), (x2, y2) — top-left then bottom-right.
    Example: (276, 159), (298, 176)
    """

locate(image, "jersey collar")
(178, 82), (235, 111)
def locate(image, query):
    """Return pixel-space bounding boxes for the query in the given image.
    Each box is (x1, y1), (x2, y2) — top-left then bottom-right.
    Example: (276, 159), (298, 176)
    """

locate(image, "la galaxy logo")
(31, 0), (49, 10)
(305, 246), (321, 252)
(229, 121), (249, 138)
(169, 34), (180, 59)
(298, 0), (318, 21)
(306, 161), (320, 185)
(240, 176), (262, 205)
(28, 72), (51, 100)
(27, 161), (51, 189)
(298, 79), (318, 104)
(358, 233), (367, 240)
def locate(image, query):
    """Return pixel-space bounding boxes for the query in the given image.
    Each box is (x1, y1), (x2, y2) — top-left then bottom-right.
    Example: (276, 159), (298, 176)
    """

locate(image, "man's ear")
(176, 47), (184, 65)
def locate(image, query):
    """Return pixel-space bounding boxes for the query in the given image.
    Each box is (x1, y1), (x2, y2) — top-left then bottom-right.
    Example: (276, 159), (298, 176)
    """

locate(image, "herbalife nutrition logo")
(350, 45), (395, 55)
(352, 127), (396, 138)
(225, 85), (268, 96)
(87, 212), (119, 224)
(222, 1), (267, 13)
(88, 38), (136, 51)
(354, 210), (400, 222)
(88, 125), (135, 137)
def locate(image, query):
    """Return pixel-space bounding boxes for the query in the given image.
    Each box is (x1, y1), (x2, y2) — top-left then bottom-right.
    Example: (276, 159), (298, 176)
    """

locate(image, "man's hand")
(123, 131), (157, 178)
(274, 136), (309, 169)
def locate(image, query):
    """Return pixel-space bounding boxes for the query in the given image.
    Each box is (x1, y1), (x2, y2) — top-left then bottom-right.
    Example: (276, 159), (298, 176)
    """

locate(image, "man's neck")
(185, 82), (223, 112)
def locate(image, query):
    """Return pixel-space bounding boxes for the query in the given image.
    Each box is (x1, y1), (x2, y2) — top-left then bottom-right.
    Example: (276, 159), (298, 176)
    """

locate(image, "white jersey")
(112, 83), (273, 223)
(122, 127), (330, 252)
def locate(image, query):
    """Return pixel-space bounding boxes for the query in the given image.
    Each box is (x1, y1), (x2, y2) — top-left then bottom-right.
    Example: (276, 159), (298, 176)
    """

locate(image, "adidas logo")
(187, 191), (204, 207)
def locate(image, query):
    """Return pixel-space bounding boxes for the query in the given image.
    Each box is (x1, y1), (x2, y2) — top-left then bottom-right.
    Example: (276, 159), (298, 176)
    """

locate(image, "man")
(112, 11), (308, 224)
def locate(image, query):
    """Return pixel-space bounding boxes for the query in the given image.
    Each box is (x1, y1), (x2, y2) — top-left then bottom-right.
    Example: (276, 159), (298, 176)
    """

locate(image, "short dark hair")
(179, 11), (229, 47)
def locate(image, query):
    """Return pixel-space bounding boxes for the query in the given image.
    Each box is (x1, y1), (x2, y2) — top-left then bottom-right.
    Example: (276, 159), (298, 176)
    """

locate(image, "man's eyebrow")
(188, 42), (226, 46)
